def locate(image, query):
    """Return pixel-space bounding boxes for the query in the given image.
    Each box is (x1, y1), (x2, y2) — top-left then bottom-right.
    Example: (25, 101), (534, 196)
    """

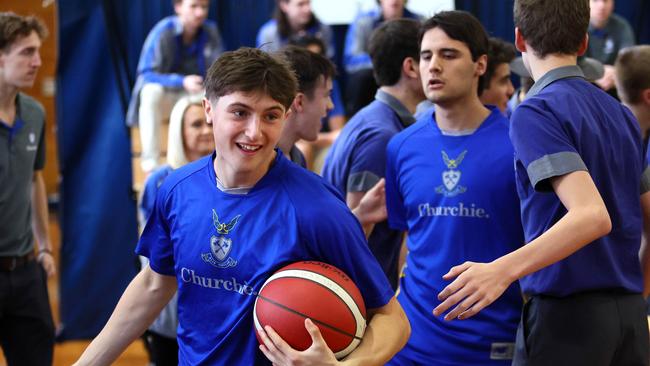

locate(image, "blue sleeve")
(510, 103), (586, 191)
(385, 137), (408, 231)
(138, 21), (185, 88)
(327, 79), (345, 118)
(204, 22), (225, 65)
(136, 186), (175, 276)
(256, 20), (277, 50)
(346, 128), (393, 192)
(139, 177), (157, 228)
(296, 185), (394, 309)
(618, 17), (635, 49)
(343, 14), (374, 73)
(319, 23), (337, 60)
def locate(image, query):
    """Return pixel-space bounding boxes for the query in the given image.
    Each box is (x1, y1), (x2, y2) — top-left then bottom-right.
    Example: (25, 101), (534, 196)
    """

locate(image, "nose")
(244, 116), (262, 140)
(506, 80), (515, 98)
(428, 56), (441, 74)
(327, 96), (334, 112)
(32, 52), (42, 67)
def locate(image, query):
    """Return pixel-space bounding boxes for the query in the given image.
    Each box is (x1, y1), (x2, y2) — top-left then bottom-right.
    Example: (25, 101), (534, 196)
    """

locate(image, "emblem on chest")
(201, 209), (241, 269)
(435, 150), (468, 197)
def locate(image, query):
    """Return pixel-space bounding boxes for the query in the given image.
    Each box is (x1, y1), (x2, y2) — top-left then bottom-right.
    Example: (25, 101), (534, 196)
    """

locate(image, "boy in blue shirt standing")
(434, 1), (650, 365)
(75, 47), (409, 366)
(384, 11), (524, 365)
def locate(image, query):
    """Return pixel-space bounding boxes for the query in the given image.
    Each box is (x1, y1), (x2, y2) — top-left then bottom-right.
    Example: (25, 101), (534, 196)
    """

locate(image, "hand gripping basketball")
(254, 261), (367, 360)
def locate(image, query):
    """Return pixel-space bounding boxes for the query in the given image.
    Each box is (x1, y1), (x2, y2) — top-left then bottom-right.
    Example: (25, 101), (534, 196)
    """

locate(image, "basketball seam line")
(275, 271), (361, 331)
(256, 294), (363, 341)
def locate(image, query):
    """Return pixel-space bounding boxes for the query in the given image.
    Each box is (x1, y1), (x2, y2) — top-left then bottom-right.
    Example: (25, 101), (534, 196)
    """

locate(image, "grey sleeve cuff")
(527, 152), (587, 191)
(347, 171), (381, 193)
(641, 167), (650, 194)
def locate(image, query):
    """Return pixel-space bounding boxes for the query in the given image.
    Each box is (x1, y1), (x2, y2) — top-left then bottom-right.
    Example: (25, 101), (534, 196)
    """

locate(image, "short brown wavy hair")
(0, 12), (47, 52)
(514, 0), (589, 58)
(204, 47), (298, 110)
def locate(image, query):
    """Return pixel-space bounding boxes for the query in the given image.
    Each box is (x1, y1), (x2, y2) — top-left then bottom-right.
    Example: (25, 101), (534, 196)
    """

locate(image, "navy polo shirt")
(321, 90), (415, 289)
(510, 65), (650, 296)
(0, 93), (46, 256)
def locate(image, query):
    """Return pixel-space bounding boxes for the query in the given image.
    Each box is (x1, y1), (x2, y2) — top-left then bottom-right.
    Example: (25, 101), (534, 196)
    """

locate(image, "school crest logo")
(29, 132), (35, 144)
(201, 209), (241, 269)
(435, 150), (468, 197)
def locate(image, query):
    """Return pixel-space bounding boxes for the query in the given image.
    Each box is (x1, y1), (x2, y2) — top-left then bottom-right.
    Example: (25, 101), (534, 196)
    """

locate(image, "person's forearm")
(640, 237), (650, 298)
(496, 203), (611, 282)
(340, 297), (410, 366)
(31, 172), (51, 252)
(351, 207), (375, 238)
(75, 268), (176, 365)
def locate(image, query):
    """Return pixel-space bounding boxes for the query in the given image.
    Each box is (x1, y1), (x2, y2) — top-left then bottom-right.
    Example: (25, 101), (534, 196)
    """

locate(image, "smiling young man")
(384, 11), (524, 365)
(0, 12), (55, 366)
(75, 47), (409, 366)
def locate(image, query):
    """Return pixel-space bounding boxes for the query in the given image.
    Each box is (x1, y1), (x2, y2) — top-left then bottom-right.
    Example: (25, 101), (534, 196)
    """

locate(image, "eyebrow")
(420, 47), (460, 56)
(227, 102), (284, 113)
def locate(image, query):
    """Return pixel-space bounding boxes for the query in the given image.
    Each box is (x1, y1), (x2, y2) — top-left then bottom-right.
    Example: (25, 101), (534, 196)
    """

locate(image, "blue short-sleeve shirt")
(385, 107), (524, 365)
(510, 66), (648, 296)
(321, 90), (415, 289)
(137, 150), (393, 365)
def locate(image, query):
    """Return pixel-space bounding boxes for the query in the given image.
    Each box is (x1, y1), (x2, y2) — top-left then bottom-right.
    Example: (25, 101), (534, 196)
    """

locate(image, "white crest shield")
(211, 236), (232, 262)
(443, 170), (461, 191)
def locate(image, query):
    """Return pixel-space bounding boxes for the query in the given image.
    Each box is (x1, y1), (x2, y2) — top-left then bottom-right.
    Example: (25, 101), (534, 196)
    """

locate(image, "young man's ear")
(292, 92), (306, 113)
(202, 97), (213, 124)
(402, 57), (419, 79)
(475, 54), (488, 77)
(577, 34), (589, 56)
(642, 88), (650, 107)
(514, 27), (527, 53)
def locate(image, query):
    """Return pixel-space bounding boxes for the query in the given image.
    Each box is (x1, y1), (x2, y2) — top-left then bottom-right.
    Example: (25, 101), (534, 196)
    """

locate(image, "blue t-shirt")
(321, 91), (415, 289)
(385, 107), (523, 365)
(139, 164), (174, 226)
(510, 66), (647, 296)
(136, 150), (393, 365)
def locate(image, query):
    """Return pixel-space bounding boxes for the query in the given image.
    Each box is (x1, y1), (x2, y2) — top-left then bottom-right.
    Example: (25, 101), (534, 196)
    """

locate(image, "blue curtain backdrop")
(56, 0), (650, 340)
(56, 1), (138, 340)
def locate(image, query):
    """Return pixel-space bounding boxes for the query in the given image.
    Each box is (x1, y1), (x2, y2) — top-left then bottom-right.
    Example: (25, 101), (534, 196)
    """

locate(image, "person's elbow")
(388, 298), (410, 348)
(395, 302), (411, 347)
(588, 203), (612, 238)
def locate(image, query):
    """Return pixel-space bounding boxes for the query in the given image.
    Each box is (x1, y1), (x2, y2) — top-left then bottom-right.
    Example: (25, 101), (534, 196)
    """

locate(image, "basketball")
(253, 261), (367, 359)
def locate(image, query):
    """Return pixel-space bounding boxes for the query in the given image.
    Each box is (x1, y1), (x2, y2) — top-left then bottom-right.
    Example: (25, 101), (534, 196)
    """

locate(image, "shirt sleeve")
(295, 184), (394, 309)
(385, 137), (408, 231)
(346, 128), (393, 193)
(136, 187), (176, 276)
(618, 17), (635, 49)
(138, 27), (185, 88)
(34, 119), (46, 170)
(343, 14), (373, 73)
(510, 103), (588, 191)
(319, 23), (336, 60)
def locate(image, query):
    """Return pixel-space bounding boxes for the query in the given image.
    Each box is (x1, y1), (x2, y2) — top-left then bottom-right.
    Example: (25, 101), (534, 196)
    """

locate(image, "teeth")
(238, 143), (261, 152)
